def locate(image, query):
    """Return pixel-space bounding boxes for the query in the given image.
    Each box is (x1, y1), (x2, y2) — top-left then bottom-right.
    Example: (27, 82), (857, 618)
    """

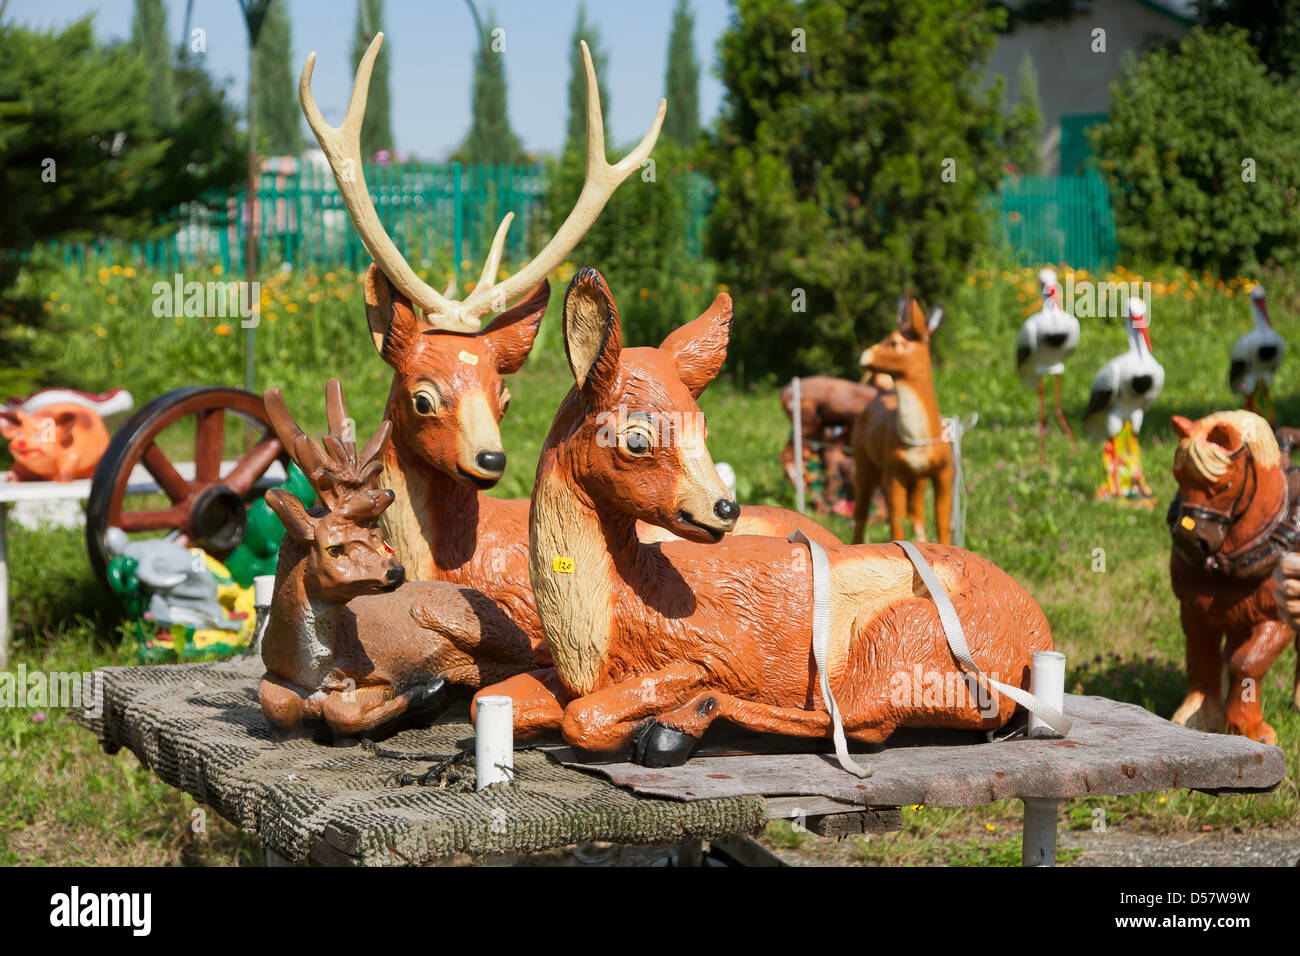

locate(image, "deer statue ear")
(363, 263), (421, 369)
(1171, 415), (1195, 439)
(926, 305), (944, 336)
(484, 279), (549, 376)
(906, 300), (930, 341)
(265, 489), (316, 543)
(562, 268), (622, 398)
(660, 293), (733, 399)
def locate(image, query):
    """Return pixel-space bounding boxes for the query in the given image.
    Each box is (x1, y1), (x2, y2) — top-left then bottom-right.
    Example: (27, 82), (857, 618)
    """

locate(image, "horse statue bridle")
(1168, 441), (1300, 579)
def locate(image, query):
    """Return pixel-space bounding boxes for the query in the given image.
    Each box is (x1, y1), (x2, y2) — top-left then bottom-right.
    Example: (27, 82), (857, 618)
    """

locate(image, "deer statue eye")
(500, 388), (512, 414)
(622, 427), (654, 457)
(413, 389), (439, 416)
(326, 545), (344, 558)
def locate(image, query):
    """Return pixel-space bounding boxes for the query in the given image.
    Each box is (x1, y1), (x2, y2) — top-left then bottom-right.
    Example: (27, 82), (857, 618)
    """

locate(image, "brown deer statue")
(301, 34), (837, 667)
(851, 298), (954, 545)
(258, 380), (535, 741)
(476, 270), (1059, 766)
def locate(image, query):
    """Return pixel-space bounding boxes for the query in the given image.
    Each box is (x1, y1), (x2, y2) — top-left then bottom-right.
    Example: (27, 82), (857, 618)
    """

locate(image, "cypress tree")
(254, 0), (300, 155)
(455, 7), (526, 164)
(564, 3), (609, 155)
(664, 0), (700, 144)
(130, 0), (177, 128)
(1014, 51), (1044, 175)
(352, 0), (395, 158)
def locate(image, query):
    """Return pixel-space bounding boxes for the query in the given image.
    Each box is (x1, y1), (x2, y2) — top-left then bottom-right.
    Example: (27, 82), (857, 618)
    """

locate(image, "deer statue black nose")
(386, 565), (405, 586)
(476, 450), (506, 473)
(714, 499), (740, 522)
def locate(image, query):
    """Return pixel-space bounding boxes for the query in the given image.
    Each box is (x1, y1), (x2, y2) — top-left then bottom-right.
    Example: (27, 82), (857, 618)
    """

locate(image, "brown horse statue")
(1168, 410), (1300, 744)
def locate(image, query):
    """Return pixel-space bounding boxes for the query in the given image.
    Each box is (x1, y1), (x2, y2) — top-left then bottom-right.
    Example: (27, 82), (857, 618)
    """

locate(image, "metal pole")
(791, 377), (805, 514)
(245, 38), (258, 394)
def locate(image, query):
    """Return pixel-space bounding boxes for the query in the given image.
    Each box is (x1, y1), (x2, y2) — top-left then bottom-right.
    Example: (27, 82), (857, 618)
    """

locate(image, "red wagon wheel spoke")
(194, 408), (226, 484)
(224, 434), (283, 495)
(141, 442), (192, 503)
(117, 504), (189, 532)
(86, 387), (293, 593)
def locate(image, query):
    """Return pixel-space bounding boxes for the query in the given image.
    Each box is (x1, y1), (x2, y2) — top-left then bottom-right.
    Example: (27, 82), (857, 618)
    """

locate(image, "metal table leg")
(1021, 797), (1061, 866)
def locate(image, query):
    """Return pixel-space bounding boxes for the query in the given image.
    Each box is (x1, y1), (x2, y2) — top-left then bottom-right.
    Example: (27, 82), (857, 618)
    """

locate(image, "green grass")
(2, 256), (1298, 865)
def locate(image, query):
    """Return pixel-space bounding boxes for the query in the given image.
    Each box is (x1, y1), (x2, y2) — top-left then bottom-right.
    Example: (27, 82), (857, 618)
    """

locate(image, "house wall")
(987, 0), (1190, 174)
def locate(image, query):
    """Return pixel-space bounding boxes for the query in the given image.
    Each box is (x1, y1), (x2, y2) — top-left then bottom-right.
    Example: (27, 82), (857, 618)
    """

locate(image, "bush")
(1092, 27), (1300, 275)
(706, 0), (1023, 381)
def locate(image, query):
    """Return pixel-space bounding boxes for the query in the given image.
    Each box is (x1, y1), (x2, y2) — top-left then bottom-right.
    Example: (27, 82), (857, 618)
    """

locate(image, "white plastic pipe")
(475, 695), (514, 790)
(1028, 650), (1067, 739)
(253, 574), (276, 608)
(251, 574), (277, 656)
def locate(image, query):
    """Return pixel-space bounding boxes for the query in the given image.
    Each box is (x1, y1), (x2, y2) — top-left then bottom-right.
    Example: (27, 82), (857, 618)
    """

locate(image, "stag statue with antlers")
(257, 380), (535, 742)
(300, 34), (838, 666)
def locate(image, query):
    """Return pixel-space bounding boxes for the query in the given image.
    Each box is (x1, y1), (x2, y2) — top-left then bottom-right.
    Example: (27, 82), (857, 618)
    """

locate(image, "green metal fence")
(993, 170), (1119, 273)
(50, 164), (1119, 277)
(55, 160), (546, 277)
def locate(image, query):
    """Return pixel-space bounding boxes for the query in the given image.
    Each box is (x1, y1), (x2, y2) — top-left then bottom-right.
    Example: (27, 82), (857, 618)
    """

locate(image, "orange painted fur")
(478, 270), (1053, 765)
(366, 267), (840, 667)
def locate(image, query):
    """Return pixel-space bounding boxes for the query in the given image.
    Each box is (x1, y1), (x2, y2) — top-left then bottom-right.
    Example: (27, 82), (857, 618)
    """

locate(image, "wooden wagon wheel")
(86, 387), (288, 591)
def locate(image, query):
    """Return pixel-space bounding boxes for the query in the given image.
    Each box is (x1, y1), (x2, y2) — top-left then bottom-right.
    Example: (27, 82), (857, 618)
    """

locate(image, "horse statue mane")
(1173, 409), (1279, 483)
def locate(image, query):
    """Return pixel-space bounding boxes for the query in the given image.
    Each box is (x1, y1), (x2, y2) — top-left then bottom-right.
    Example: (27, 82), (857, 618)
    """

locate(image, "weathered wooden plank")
(559, 695), (1285, 808)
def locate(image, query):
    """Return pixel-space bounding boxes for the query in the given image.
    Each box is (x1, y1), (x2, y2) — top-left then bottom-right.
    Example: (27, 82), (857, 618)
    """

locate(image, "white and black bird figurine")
(1016, 267), (1080, 461)
(1084, 297), (1165, 500)
(1229, 284), (1284, 424)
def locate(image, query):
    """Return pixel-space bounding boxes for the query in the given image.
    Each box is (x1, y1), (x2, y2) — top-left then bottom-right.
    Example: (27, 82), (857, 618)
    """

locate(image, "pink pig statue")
(0, 404), (110, 482)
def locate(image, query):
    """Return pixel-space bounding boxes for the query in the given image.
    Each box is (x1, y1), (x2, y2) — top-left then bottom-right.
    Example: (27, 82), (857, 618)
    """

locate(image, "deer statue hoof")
(405, 676), (450, 721)
(631, 719), (700, 768)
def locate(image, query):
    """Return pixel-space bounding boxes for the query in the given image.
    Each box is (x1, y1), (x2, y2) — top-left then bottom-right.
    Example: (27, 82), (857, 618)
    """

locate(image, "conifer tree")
(255, 0), (300, 155)
(352, 0), (395, 158)
(664, 0), (700, 144)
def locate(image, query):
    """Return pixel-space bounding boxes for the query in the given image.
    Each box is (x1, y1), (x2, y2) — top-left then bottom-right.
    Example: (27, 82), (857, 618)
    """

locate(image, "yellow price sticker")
(458, 349), (479, 366)
(552, 556), (574, 574)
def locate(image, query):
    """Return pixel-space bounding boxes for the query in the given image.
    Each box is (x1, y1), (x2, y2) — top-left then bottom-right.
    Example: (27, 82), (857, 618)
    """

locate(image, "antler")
(264, 379), (392, 518)
(300, 34), (665, 333)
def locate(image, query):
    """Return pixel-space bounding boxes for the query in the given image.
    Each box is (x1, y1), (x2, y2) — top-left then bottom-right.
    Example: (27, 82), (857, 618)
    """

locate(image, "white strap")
(894, 540), (1072, 737)
(788, 530), (871, 777)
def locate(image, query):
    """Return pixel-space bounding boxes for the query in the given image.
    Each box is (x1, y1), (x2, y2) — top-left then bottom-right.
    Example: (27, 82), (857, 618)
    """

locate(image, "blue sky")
(8, 0), (732, 159)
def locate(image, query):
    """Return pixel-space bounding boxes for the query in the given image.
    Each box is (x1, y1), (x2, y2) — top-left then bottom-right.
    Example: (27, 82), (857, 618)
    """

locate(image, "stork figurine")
(1084, 297), (1165, 505)
(1016, 267), (1080, 463)
(1229, 284), (1284, 426)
